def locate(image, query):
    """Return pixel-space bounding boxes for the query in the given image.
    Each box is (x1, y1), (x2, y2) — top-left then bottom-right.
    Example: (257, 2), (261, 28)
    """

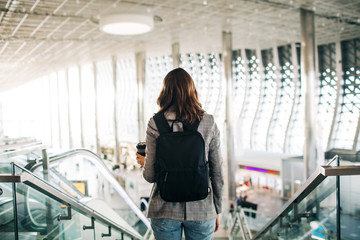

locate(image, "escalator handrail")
(0, 163), (143, 240)
(0, 142), (44, 159)
(30, 148), (151, 229)
(253, 164), (360, 239)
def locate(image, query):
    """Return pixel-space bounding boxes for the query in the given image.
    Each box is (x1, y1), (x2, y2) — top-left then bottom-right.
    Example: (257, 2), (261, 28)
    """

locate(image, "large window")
(145, 55), (173, 121)
(267, 45), (297, 153)
(251, 49), (277, 152)
(80, 64), (96, 151)
(331, 39), (360, 150)
(181, 53), (225, 131)
(1, 37), (360, 156)
(317, 43), (337, 150)
(117, 58), (138, 142)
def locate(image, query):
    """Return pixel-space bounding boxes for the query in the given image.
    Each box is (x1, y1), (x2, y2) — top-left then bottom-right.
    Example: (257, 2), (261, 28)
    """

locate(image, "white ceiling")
(0, 0), (359, 92)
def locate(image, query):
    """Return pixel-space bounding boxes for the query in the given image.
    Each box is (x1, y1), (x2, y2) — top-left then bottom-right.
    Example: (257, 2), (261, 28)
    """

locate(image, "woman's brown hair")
(157, 68), (205, 123)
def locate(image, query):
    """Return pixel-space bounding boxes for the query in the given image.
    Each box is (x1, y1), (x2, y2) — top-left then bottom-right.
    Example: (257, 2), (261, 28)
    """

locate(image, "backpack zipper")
(164, 172), (168, 182)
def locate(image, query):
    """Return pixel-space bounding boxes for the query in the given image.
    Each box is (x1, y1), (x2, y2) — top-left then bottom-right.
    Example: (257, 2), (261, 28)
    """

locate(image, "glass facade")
(1, 37), (360, 155)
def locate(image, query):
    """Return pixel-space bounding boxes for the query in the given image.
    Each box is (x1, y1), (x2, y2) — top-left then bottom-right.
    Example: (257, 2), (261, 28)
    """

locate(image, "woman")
(136, 68), (223, 240)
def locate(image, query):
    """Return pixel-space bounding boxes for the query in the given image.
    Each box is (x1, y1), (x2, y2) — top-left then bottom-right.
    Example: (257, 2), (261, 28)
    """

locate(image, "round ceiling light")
(100, 13), (154, 35)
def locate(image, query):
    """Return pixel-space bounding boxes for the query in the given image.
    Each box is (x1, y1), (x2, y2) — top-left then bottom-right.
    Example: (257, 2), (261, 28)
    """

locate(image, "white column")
(0, 104), (3, 137)
(78, 66), (85, 148)
(57, 72), (62, 149)
(136, 52), (146, 141)
(93, 62), (101, 156)
(223, 31), (236, 202)
(300, 9), (317, 179)
(113, 56), (121, 163)
(66, 69), (73, 149)
(172, 42), (180, 69)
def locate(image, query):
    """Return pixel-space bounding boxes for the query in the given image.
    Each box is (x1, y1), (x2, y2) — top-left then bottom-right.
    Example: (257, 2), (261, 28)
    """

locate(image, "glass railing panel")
(0, 143), (43, 169)
(0, 162), (13, 174)
(340, 174), (360, 240)
(242, 208), (272, 232)
(32, 151), (149, 235)
(267, 219), (281, 239)
(0, 182), (16, 240)
(11, 163), (142, 240)
(290, 176), (336, 239)
(14, 181), (95, 240)
(256, 176), (337, 239)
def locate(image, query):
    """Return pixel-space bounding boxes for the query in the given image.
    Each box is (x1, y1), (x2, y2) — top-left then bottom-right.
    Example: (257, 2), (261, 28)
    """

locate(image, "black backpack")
(153, 112), (209, 202)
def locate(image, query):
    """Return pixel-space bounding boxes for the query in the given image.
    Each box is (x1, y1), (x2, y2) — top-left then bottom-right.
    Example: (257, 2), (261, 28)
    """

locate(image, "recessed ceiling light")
(100, 13), (154, 35)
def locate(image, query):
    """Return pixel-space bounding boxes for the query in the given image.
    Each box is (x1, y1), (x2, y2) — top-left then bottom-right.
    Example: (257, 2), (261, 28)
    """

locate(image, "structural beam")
(112, 56), (121, 163)
(300, 9), (317, 179)
(222, 31), (236, 202)
(172, 42), (180, 68)
(136, 52), (146, 141)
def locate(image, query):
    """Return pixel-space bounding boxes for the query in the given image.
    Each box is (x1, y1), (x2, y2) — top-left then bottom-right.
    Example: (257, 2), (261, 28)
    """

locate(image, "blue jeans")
(151, 218), (216, 240)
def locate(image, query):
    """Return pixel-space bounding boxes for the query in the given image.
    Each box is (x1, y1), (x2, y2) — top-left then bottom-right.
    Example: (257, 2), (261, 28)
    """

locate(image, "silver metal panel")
(93, 62), (101, 156)
(222, 31), (236, 202)
(136, 52), (146, 141)
(172, 43), (180, 69)
(300, 9), (317, 179)
(113, 56), (121, 163)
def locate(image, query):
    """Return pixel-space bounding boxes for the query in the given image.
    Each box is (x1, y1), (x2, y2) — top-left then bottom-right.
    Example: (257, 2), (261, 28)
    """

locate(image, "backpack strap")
(183, 119), (200, 132)
(153, 112), (172, 134)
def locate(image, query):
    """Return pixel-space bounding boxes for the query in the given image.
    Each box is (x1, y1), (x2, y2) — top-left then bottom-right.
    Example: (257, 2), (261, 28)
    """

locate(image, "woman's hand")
(136, 153), (145, 168)
(214, 214), (220, 232)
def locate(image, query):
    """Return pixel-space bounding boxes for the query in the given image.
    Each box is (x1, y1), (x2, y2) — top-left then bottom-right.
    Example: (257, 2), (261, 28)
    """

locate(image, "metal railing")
(0, 162), (143, 240)
(30, 148), (151, 230)
(253, 160), (360, 239)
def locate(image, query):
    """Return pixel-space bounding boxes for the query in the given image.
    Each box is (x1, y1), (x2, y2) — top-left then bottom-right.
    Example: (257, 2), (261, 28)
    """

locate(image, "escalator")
(227, 156), (360, 240)
(2, 144), (360, 240)
(0, 146), (150, 240)
(0, 162), (144, 239)
(28, 149), (151, 236)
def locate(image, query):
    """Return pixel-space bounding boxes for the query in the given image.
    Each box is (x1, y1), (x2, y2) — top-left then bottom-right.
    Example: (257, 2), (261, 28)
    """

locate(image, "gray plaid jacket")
(143, 110), (224, 221)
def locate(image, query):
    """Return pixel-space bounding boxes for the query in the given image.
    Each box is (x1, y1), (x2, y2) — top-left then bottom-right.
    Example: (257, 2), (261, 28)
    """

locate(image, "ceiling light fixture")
(100, 12), (154, 35)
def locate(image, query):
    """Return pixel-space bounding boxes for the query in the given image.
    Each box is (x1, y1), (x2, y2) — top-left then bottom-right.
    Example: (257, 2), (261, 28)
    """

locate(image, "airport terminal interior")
(0, 0), (360, 239)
